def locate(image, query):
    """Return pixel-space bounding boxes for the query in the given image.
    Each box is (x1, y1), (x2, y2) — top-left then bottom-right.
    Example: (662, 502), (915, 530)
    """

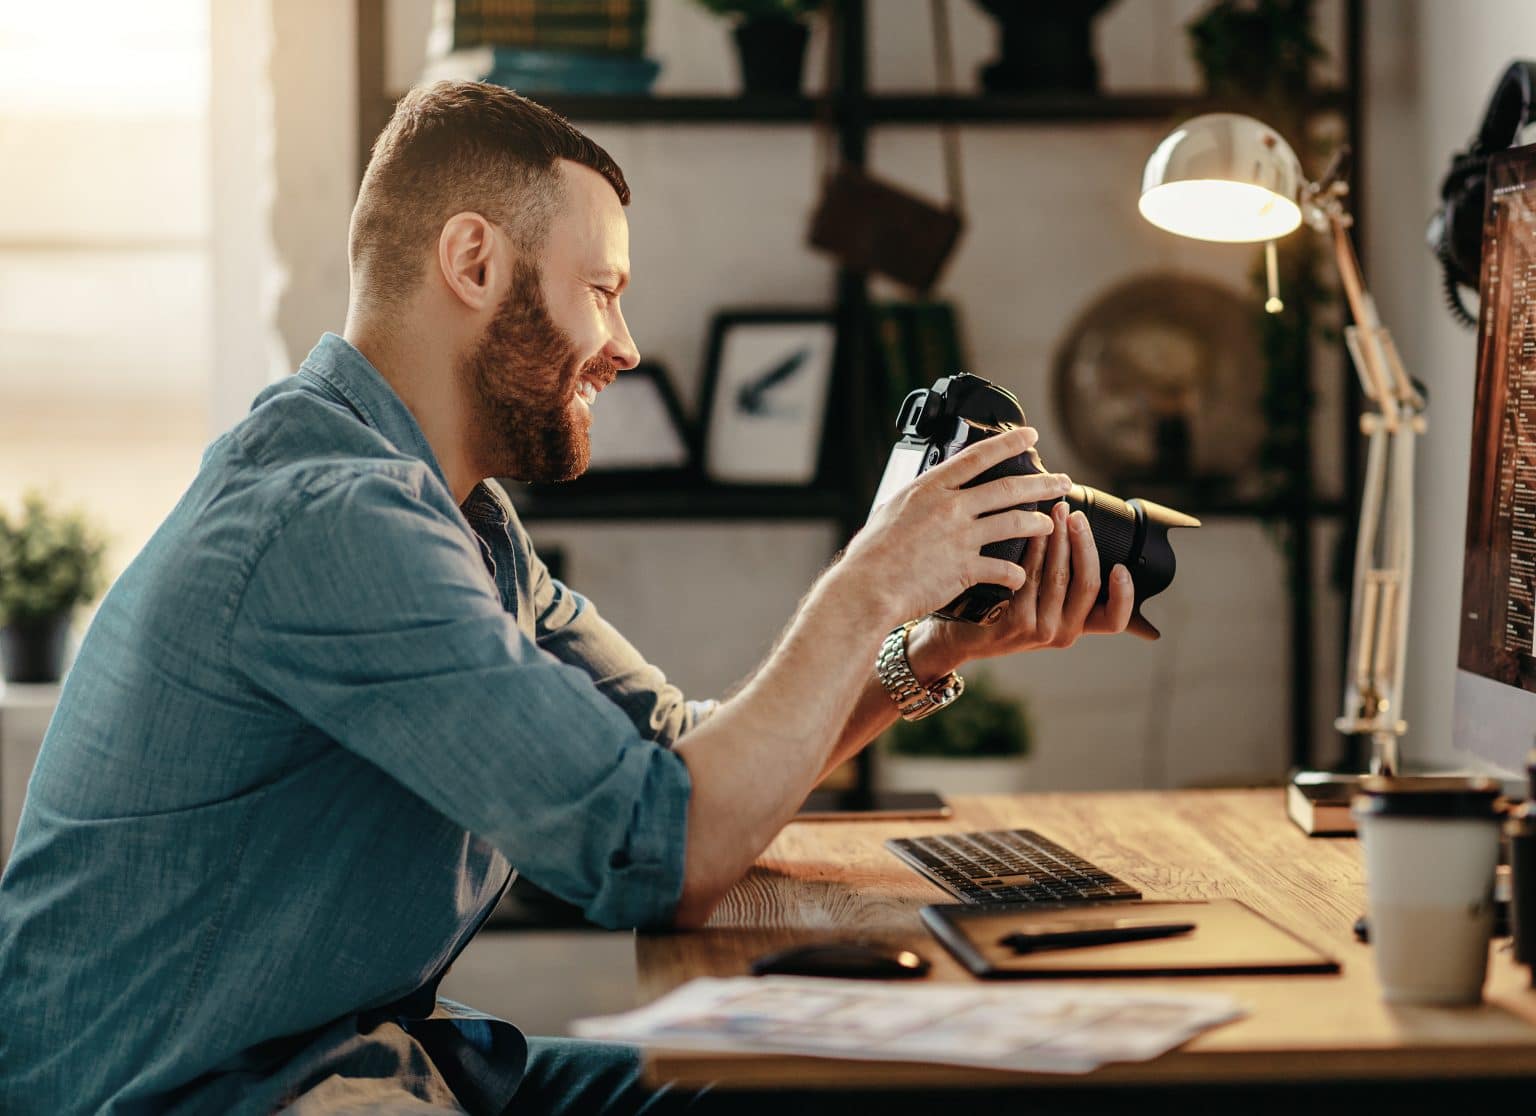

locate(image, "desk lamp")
(1138, 113), (1427, 786)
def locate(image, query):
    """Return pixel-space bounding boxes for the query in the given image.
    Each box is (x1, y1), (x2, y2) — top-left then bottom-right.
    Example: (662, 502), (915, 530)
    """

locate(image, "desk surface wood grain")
(637, 789), (1536, 1088)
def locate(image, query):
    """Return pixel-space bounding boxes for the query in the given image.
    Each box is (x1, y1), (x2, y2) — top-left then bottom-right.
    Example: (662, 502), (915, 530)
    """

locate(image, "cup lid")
(1351, 775), (1504, 820)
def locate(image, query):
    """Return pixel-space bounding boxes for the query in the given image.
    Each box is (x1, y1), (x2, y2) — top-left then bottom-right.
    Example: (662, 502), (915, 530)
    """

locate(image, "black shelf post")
(1331, 0), (1368, 774)
(827, 0), (880, 802)
(1295, 0), (1366, 775)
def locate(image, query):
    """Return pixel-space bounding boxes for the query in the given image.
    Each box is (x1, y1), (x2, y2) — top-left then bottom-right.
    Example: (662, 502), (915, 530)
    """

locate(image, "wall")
(0, 1), (212, 576)
(210, 0), (284, 436)
(271, 0), (358, 374)
(211, 0), (356, 436)
(255, 0), (1360, 791)
(1362, 1), (1536, 772)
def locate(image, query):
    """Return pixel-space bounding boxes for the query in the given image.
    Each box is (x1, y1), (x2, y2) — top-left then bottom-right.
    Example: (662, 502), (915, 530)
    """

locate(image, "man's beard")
(460, 261), (616, 484)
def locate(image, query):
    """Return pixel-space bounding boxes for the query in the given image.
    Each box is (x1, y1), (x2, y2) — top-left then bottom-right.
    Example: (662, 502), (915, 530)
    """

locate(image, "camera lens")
(1063, 487), (1138, 571)
(1041, 486), (1199, 638)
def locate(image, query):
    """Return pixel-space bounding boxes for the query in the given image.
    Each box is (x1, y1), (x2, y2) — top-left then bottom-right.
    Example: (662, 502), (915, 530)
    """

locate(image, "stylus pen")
(999, 921), (1196, 954)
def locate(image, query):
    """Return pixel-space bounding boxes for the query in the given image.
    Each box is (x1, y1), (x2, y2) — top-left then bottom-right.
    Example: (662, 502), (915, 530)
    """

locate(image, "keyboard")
(886, 828), (1142, 905)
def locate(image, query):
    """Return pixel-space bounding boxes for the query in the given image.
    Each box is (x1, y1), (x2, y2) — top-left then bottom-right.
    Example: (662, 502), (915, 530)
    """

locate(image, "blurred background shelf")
(511, 483), (846, 522)
(367, 89), (1350, 128)
(863, 90), (1349, 124)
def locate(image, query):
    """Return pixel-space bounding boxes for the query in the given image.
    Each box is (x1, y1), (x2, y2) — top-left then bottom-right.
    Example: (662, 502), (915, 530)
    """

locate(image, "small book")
(922, 898), (1339, 979)
(1286, 775), (1360, 836)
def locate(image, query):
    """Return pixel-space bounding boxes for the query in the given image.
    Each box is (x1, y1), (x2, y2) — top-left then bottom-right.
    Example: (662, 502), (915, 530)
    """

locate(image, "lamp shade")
(1138, 113), (1305, 243)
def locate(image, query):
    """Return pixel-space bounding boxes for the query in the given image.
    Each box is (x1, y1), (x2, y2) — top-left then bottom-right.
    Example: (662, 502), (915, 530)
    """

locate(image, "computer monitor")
(1455, 143), (1536, 784)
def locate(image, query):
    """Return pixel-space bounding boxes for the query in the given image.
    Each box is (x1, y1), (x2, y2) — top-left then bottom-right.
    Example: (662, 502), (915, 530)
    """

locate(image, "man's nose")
(607, 310), (640, 371)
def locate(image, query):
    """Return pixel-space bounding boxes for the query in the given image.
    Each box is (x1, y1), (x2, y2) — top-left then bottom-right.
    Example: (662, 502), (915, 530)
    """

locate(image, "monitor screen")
(1455, 143), (1536, 780)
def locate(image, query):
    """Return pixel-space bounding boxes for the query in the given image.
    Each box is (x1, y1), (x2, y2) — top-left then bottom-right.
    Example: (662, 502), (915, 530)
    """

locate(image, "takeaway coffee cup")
(1353, 776), (1504, 1005)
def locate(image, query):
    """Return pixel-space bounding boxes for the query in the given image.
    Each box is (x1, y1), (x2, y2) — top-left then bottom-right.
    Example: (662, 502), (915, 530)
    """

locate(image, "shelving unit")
(410, 89), (1352, 126)
(512, 482), (846, 522)
(355, 0), (1362, 779)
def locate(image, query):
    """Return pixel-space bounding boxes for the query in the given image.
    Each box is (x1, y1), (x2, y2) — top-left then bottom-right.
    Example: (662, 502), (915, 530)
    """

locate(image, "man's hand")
(832, 426), (1073, 630)
(932, 500), (1135, 667)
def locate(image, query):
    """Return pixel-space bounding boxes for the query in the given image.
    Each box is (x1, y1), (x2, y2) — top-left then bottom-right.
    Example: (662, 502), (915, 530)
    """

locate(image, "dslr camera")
(870, 373), (1199, 640)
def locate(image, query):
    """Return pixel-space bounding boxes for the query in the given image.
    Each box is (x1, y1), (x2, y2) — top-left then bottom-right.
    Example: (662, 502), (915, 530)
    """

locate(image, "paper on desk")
(572, 977), (1245, 1075)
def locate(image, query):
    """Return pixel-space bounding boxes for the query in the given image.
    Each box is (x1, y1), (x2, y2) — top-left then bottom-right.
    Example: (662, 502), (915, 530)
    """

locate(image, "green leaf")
(0, 491), (109, 624)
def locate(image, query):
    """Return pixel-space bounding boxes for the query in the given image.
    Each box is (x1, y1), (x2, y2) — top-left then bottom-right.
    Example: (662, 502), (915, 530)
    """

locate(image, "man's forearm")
(671, 567), (897, 926)
(816, 616), (967, 782)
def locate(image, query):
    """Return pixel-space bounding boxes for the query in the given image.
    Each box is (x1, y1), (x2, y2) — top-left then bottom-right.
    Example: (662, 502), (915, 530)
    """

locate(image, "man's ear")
(436, 212), (503, 311)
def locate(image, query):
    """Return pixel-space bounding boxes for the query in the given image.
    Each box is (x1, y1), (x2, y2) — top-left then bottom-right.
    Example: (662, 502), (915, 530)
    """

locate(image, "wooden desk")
(637, 789), (1536, 1089)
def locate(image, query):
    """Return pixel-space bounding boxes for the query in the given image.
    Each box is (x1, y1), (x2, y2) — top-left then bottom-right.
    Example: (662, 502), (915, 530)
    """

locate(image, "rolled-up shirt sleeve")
(508, 513), (715, 748)
(229, 466), (691, 930)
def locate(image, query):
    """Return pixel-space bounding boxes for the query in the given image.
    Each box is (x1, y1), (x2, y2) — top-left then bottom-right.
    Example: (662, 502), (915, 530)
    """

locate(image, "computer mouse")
(749, 941), (932, 979)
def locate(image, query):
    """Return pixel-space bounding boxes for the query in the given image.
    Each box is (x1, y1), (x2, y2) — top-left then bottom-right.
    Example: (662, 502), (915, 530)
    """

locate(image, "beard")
(459, 261), (616, 484)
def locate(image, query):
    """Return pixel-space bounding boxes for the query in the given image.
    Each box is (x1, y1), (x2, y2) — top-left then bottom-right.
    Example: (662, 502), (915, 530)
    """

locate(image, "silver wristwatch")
(876, 620), (965, 722)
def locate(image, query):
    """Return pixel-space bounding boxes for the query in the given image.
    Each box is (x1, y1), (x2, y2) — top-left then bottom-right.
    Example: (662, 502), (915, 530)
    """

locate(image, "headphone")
(1428, 60), (1536, 327)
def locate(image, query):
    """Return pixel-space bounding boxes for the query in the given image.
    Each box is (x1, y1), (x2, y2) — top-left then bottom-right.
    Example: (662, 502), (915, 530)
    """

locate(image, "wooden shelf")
(510, 483), (846, 522)
(867, 89), (1348, 124)
(512, 93), (819, 123)
(1188, 496), (1346, 520)
(372, 89), (1349, 127)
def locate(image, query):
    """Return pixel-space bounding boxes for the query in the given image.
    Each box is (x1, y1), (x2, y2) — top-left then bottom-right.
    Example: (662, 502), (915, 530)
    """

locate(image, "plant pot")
(731, 16), (809, 96)
(1, 613), (72, 684)
(972, 0), (1117, 95)
(880, 753), (1030, 796)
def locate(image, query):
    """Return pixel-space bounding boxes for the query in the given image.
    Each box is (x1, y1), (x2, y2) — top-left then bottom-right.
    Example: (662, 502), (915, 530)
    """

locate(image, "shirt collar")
(290, 333), (510, 525)
(293, 332), (450, 493)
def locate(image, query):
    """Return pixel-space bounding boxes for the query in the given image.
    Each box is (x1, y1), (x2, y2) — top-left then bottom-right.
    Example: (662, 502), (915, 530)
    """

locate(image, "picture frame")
(697, 310), (839, 486)
(570, 360), (697, 491)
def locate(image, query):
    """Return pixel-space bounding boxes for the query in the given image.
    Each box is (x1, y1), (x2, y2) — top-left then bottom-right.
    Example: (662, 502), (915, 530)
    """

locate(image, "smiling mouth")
(576, 379), (600, 406)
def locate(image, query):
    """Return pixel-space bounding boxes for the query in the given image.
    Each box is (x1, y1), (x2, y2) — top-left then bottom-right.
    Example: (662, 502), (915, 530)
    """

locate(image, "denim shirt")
(0, 334), (701, 1115)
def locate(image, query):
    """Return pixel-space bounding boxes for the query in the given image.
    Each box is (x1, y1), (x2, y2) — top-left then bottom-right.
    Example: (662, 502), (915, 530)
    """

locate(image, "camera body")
(868, 373), (1200, 640)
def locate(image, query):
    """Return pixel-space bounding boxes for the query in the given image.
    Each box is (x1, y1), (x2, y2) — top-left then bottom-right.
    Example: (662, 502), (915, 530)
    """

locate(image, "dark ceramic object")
(1, 613), (71, 683)
(732, 16), (810, 95)
(973, 0), (1117, 95)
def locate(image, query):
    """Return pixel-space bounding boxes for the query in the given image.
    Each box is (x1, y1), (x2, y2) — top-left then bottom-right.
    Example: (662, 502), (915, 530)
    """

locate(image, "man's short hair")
(350, 80), (629, 308)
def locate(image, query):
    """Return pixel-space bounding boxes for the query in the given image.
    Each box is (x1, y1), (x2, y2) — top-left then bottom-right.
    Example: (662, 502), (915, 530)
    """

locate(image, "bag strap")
(815, 1), (966, 216)
(816, 10), (838, 178)
(930, 0), (965, 215)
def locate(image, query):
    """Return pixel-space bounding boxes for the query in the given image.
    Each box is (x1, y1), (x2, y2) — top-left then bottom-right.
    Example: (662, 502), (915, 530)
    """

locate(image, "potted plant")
(693, 0), (822, 96)
(1187, 0), (1322, 105)
(0, 493), (107, 684)
(972, 0), (1119, 95)
(881, 670), (1032, 794)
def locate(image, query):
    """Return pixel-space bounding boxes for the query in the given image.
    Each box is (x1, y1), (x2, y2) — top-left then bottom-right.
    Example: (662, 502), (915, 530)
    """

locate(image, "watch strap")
(876, 620), (965, 722)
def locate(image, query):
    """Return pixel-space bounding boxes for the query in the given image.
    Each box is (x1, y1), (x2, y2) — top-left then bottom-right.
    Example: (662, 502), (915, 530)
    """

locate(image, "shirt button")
(609, 849), (632, 870)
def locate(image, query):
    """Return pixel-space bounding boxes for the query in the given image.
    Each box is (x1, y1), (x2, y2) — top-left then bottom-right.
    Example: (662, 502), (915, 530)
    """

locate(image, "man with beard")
(0, 83), (1132, 1114)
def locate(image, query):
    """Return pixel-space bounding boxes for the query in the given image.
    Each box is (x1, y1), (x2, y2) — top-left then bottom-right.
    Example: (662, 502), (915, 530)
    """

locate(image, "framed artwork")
(580, 361), (695, 486)
(698, 310), (838, 485)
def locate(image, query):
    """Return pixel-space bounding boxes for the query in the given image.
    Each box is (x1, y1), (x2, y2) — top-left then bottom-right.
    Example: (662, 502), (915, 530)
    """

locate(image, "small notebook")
(921, 898), (1339, 979)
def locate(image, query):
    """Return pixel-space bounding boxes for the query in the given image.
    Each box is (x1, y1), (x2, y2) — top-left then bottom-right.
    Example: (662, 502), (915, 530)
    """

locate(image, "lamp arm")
(1325, 212), (1426, 774)
(1327, 214), (1429, 414)
(1330, 216), (1397, 412)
